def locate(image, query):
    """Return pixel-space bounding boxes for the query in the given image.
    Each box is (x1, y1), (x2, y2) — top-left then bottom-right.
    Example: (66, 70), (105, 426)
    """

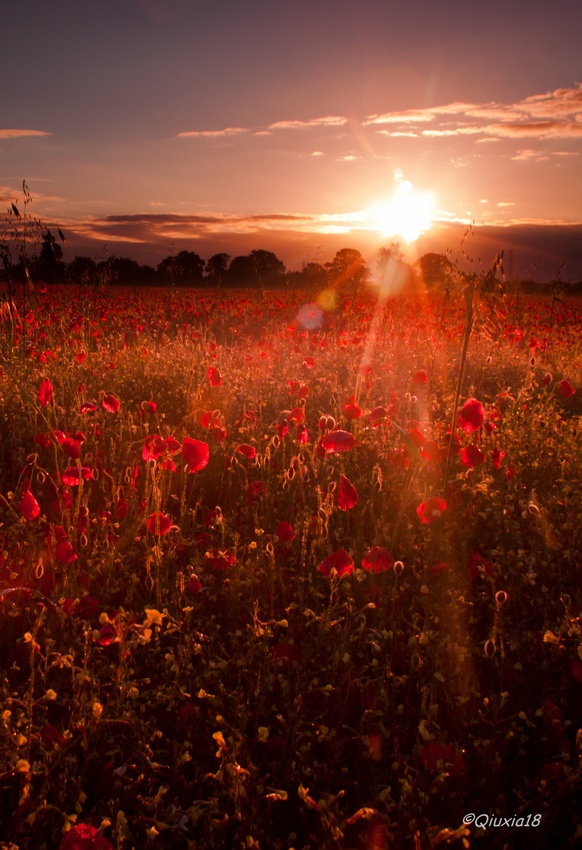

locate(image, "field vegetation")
(0, 262), (581, 848)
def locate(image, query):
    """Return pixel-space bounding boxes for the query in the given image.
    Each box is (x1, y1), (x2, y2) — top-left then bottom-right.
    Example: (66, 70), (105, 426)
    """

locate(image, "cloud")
(177, 127), (249, 138)
(364, 82), (582, 144)
(0, 129), (51, 140)
(268, 115), (347, 130)
(364, 110), (435, 125)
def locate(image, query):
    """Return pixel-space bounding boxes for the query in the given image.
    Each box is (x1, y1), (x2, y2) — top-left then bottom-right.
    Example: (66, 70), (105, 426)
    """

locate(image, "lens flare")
(372, 178), (435, 242)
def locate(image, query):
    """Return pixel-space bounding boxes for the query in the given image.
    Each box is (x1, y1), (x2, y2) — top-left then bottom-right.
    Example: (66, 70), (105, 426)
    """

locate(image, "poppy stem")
(444, 280), (475, 483)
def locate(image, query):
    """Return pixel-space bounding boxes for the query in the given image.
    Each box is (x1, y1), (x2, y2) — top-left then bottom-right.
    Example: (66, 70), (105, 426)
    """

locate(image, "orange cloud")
(364, 83), (582, 143)
(177, 127), (249, 137)
(0, 129), (51, 140)
(268, 115), (347, 129)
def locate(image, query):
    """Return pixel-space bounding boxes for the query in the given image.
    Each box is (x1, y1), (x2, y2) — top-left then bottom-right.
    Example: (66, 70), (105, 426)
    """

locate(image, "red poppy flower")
(60, 822), (113, 850)
(295, 423), (309, 444)
(248, 480), (266, 498)
(207, 366), (222, 386)
(276, 418), (289, 438)
(429, 561), (450, 576)
(460, 444), (485, 467)
(416, 496), (447, 524)
(94, 620), (121, 647)
(458, 398), (486, 432)
(206, 549), (236, 570)
(80, 402), (97, 414)
(275, 520), (295, 542)
(34, 432), (52, 448)
(560, 380), (575, 399)
(142, 434), (166, 462)
(62, 437), (82, 459)
(321, 430), (355, 453)
(317, 548), (354, 577)
(18, 490), (41, 520)
(61, 467), (93, 486)
(102, 394), (120, 413)
(237, 443), (257, 459)
(412, 369), (427, 383)
(343, 396), (361, 420)
(54, 526), (77, 565)
(420, 440), (441, 463)
(467, 551), (494, 578)
(361, 546), (393, 574)
(182, 436), (210, 471)
(491, 447), (506, 469)
(200, 410), (219, 428)
(38, 378), (53, 406)
(147, 511), (173, 536)
(186, 574), (202, 594)
(211, 425), (227, 442)
(337, 474), (358, 510)
(369, 406), (389, 427)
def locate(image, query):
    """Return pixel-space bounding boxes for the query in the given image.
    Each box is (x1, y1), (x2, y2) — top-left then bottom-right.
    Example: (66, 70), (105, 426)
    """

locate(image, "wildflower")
(460, 444), (485, 467)
(18, 490), (41, 521)
(208, 366), (222, 386)
(560, 380), (575, 399)
(361, 546), (393, 574)
(60, 822), (113, 850)
(182, 436), (210, 471)
(491, 447), (506, 469)
(369, 406), (389, 427)
(147, 512), (173, 536)
(337, 474), (358, 510)
(237, 443), (257, 459)
(317, 548), (354, 577)
(275, 521), (295, 542)
(467, 551), (494, 579)
(416, 496), (447, 524)
(343, 395), (361, 419)
(61, 467), (93, 486)
(38, 378), (53, 406)
(321, 430), (355, 453)
(102, 394), (120, 413)
(206, 549), (235, 570)
(458, 397), (486, 432)
(34, 432), (52, 448)
(54, 526), (77, 564)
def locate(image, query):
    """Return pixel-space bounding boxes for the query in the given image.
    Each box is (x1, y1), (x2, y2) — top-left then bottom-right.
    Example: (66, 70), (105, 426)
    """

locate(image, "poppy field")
(0, 279), (581, 849)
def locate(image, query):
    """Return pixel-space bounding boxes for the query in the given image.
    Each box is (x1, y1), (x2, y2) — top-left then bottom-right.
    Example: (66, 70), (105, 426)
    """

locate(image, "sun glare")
(371, 177), (435, 242)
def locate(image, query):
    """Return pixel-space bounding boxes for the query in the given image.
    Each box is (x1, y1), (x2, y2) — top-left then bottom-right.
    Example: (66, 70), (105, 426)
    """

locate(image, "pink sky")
(2, 0), (581, 279)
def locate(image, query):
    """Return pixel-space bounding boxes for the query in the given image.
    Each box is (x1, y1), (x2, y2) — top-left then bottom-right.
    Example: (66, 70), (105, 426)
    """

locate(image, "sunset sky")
(2, 0), (582, 279)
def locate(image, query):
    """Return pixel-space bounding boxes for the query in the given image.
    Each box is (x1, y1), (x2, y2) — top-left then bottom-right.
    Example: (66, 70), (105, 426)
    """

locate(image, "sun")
(371, 178), (435, 243)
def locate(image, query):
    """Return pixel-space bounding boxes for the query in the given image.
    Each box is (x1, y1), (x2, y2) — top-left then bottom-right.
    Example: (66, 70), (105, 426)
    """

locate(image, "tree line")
(2, 228), (461, 293)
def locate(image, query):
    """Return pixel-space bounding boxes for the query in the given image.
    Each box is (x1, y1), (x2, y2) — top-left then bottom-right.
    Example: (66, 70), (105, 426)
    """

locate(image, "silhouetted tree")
(416, 253), (455, 289)
(377, 242), (404, 277)
(227, 255), (256, 287)
(67, 256), (98, 287)
(35, 230), (64, 284)
(205, 253), (231, 290)
(249, 249), (286, 289)
(157, 250), (205, 286)
(301, 261), (328, 291)
(325, 248), (368, 293)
